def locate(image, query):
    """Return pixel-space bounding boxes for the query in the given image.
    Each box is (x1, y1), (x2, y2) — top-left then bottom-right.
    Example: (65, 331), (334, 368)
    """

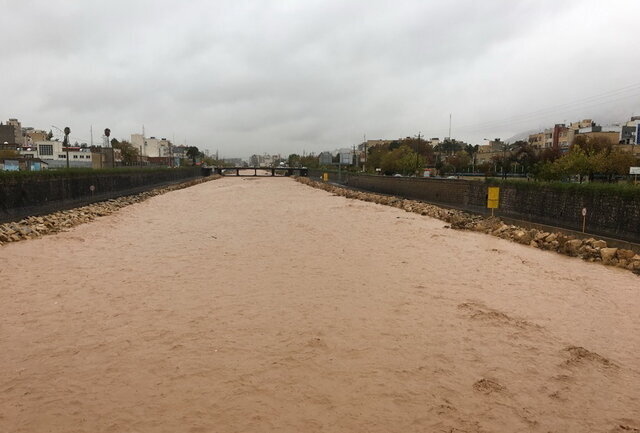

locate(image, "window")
(39, 144), (53, 156)
(73, 155), (78, 159)
(58, 154), (66, 159)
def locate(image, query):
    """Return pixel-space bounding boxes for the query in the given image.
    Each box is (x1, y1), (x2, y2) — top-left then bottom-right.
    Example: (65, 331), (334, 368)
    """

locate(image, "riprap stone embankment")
(296, 177), (640, 275)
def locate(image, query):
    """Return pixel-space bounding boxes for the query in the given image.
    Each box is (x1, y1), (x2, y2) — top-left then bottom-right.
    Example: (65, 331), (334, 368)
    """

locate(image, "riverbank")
(296, 177), (640, 275)
(0, 174), (220, 246)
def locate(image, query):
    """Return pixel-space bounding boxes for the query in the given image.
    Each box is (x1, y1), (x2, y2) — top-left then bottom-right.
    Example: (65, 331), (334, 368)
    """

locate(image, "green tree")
(287, 154), (301, 167)
(556, 148), (590, 182)
(300, 155), (319, 168)
(448, 150), (471, 173)
(380, 145), (420, 175)
(112, 140), (140, 165)
(514, 143), (539, 175)
(602, 148), (636, 181)
(186, 146), (200, 165)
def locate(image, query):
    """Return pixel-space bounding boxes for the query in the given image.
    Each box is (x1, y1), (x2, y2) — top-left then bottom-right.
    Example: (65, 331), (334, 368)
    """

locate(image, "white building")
(19, 141), (96, 168)
(131, 134), (173, 157)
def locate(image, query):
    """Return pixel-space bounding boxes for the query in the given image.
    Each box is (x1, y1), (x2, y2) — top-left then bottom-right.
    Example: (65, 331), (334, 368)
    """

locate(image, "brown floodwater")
(1, 177), (638, 432)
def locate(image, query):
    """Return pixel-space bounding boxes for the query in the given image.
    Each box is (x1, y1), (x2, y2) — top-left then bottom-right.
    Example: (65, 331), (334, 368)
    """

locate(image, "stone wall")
(0, 167), (202, 223)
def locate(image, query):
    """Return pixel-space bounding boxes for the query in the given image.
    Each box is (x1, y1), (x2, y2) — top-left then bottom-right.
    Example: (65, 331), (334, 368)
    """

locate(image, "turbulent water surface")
(1, 177), (639, 432)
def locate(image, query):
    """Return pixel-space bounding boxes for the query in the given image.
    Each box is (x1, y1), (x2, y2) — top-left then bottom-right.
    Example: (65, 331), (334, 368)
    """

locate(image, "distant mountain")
(505, 129), (538, 143)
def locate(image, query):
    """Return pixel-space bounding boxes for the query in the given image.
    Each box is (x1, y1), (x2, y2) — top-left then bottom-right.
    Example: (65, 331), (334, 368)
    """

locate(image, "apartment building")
(131, 134), (173, 157)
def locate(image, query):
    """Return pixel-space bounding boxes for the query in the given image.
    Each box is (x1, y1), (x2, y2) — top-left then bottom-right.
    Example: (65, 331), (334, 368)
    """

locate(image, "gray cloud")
(2, 0), (639, 157)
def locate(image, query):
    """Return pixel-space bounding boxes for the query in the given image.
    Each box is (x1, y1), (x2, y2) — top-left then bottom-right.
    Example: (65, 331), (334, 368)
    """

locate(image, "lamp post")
(502, 141), (509, 179)
(63, 127), (70, 169)
(104, 128), (113, 168)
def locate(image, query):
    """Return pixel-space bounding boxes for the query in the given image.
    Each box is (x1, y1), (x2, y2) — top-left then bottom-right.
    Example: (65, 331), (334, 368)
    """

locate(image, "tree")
(573, 135), (612, 157)
(556, 148), (591, 182)
(299, 155), (319, 168)
(448, 150), (471, 173)
(603, 149), (636, 181)
(533, 161), (563, 181)
(435, 138), (464, 156)
(288, 154), (301, 167)
(380, 145), (421, 175)
(186, 146), (200, 165)
(366, 146), (386, 173)
(514, 143), (539, 175)
(112, 140), (140, 165)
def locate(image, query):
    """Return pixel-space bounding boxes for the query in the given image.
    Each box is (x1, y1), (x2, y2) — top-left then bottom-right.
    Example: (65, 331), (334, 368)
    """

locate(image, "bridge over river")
(1, 177), (638, 432)
(213, 166), (308, 176)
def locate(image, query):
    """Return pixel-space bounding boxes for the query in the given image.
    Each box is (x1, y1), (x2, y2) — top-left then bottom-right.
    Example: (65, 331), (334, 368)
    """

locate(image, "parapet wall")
(0, 167), (203, 223)
(307, 171), (640, 243)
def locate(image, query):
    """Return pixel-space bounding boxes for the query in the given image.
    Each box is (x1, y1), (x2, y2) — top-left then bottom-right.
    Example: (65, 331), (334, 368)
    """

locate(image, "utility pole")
(353, 145), (357, 170)
(90, 125), (93, 147)
(416, 131), (421, 175)
(449, 113), (452, 140)
(363, 133), (367, 172)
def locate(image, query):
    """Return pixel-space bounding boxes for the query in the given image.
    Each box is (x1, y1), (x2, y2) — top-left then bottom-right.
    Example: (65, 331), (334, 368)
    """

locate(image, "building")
(551, 124), (569, 151)
(318, 151), (333, 166)
(131, 134), (173, 157)
(0, 157), (48, 171)
(576, 129), (621, 147)
(337, 148), (354, 165)
(475, 139), (510, 165)
(358, 139), (393, 151)
(528, 119), (596, 152)
(18, 140), (100, 168)
(528, 132), (545, 149)
(249, 153), (281, 167)
(171, 145), (188, 159)
(25, 129), (48, 144)
(0, 119), (22, 145)
(223, 158), (244, 166)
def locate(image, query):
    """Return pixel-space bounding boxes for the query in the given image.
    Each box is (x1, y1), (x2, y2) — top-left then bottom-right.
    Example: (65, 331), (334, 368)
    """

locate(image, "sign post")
(630, 166), (640, 185)
(487, 187), (500, 217)
(581, 207), (587, 233)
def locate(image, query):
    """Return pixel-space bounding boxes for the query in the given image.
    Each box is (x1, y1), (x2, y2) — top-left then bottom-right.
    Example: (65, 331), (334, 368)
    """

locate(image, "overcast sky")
(2, 0), (640, 158)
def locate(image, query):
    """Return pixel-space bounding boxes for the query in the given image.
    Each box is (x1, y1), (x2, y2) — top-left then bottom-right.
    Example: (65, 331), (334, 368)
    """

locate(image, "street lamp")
(63, 127), (70, 169)
(104, 128), (113, 168)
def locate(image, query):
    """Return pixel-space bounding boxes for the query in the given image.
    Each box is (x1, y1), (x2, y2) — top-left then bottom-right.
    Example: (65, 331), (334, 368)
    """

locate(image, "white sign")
(630, 167), (640, 175)
(582, 208), (587, 217)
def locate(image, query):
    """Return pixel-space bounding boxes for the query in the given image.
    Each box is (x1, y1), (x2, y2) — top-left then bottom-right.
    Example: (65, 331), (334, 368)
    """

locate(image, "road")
(1, 177), (638, 432)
